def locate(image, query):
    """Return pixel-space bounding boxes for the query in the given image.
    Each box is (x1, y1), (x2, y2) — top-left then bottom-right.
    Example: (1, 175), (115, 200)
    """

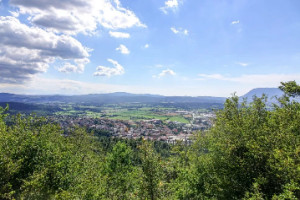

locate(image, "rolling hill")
(0, 92), (227, 104)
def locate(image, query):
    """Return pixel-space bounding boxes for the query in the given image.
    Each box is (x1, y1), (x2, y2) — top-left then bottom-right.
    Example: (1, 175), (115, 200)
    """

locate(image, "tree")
(279, 80), (300, 97)
(178, 87), (300, 199)
(104, 141), (138, 199)
(0, 112), (105, 199)
(138, 140), (162, 200)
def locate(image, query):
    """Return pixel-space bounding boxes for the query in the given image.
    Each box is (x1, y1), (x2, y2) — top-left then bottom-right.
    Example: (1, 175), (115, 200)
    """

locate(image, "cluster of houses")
(51, 111), (215, 144)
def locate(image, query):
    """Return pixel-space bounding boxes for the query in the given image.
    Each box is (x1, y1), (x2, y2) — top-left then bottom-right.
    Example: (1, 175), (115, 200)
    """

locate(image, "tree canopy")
(279, 80), (300, 97)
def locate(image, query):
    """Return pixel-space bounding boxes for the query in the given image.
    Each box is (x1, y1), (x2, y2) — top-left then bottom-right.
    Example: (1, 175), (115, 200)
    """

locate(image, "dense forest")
(0, 81), (299, 199)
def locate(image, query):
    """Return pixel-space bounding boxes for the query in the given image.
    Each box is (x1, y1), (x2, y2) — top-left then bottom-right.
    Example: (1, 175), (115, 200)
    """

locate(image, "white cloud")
(0, 1), (144, 84)
(154, 69), (176, 78)
(160, 0), (181, 14)
(231, 20), (240, 25)
(0, 16), (90, 83)
(58, 63), (78, 73)
(109, 31), (130, 38)
(9, 11), (19, 17)
(0, 17), (89, 58)
(171, 27), (188, 35)
(183, 29), (189, 35)
(196, 73), (300, 96)
(58, 58), (89, 73)
(236, 62), (249, 67)
(73, 58), (90, 72)
(94, 59), (124, 77)
(170, 27), (179, 34)
(165, 0), (179, 8)
(0, 77), (133, 94)
(144, 44), (149, 48)
(198, 73), (300, 86)
(10, 0), (146, 35)
(0, 77), (192, 96)
(116, 44), (130, 54)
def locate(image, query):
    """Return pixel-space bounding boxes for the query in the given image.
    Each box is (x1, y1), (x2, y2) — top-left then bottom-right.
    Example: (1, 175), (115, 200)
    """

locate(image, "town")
(51, 110), (216, 144)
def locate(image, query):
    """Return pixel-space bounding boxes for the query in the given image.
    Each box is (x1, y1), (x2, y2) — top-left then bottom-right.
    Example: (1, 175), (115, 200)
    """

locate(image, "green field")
(54, 103), (192, 123)
(104, 109), (189, 123)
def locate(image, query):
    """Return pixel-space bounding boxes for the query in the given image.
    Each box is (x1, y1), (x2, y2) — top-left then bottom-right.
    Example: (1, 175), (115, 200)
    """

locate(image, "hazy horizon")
(0, 87), (285, 99)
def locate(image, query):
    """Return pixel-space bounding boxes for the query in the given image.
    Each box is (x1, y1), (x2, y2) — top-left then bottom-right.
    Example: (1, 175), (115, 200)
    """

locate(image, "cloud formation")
(58, 58), (89, 73)
(116, 44), (130, 54)
(160, 0), (181, 14)
(170, 27), (179, 34)
(109, 31), (130, 38)
(10, 0), (146, 35)
(231, 20), (240, 25)
(58, 63), (78, 73)
(154, 69), (176, 78)
(0, 77), (188, 96)
(198, 73), (300, 85)
(0, 16), (90, 83)
(94, 59), (124, 77)
(171, 27), (188, 35)
(0, 0), (146, 83)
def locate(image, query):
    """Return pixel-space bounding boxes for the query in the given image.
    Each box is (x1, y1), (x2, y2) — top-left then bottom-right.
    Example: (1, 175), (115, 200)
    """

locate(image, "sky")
(0, 0), (300, 97)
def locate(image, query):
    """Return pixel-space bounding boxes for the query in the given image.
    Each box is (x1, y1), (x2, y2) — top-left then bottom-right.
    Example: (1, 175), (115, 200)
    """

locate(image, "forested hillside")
(0, 81), (299, 199)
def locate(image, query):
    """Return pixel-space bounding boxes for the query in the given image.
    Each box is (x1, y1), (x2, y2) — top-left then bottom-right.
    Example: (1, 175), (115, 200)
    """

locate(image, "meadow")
(55, 103), (192, 123)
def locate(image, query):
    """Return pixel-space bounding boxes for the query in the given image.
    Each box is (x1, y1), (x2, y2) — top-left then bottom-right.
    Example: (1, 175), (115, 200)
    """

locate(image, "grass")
(168, 116), (189, 123)
(54, 104), (196, 124)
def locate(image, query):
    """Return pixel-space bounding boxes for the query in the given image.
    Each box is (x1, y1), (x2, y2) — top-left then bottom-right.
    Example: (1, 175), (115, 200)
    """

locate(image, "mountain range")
(0, 92), (226, 104)
(0, 88), (287, 104)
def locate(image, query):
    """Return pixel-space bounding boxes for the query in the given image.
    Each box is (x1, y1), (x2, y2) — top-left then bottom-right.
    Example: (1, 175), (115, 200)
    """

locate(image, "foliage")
(0, 112), (104, 199)
(176, 82), (300, 199)
(103, 141), (138, 199)
(279, 80), (300, 97)
(138, 140), (163, 200)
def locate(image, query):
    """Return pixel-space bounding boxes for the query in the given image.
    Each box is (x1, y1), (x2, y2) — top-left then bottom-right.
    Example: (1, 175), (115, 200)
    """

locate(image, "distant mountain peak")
(242, 88), (284, 99)
(241, 88), (284, 104)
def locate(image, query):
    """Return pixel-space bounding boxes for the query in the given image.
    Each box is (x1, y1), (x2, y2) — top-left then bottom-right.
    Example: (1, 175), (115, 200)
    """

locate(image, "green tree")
(177, 82), (300, 199)
(104, 141), (138, 199)
(164, 141), (192, 200)
(138, 140), (162, 200)
(0, 112), (105, 199)
(279, 80), (300, 97)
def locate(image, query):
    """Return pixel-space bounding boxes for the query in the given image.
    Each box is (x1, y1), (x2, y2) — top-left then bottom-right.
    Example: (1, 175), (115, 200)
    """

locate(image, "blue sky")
(0, 0), (300, 97)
